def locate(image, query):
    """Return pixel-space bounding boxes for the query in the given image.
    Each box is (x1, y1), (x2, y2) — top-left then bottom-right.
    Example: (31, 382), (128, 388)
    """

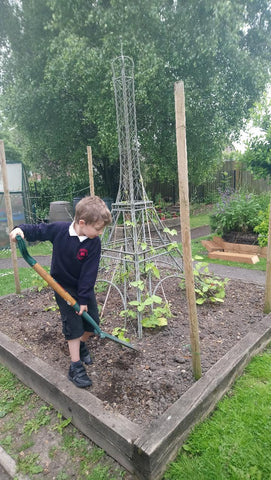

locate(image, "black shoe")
(68, 362), (92, 388)
(80, 341), (92, 365)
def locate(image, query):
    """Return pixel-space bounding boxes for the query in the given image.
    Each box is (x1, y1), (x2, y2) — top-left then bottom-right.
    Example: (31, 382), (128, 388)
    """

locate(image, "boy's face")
(78, 220), (105, 239)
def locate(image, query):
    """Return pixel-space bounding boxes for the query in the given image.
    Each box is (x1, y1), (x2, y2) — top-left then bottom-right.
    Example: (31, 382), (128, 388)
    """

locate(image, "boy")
(10, 195), (112, 388)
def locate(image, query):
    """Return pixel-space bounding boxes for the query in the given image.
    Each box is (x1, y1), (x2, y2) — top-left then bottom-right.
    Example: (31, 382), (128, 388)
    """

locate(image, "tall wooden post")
(0, 140), (21, 294)
(174, 81), (202, 379)
(87, 146), (95, 196)
(264, 198), (271, 313)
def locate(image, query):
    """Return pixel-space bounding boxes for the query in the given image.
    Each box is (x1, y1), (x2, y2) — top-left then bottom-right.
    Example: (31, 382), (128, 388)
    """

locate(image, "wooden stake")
(174, 81), (202, 379)
(0, 140), (21, 294)
(264, 197), (271, 313)
(87, 146), (95, 196)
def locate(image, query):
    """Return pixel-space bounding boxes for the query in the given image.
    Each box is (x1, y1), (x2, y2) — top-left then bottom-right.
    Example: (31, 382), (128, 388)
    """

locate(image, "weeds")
(17, 452), (43, 475)
(0, 365), (125, 479)
(52, 413), (72, 434)
(23, 405), (52, 435)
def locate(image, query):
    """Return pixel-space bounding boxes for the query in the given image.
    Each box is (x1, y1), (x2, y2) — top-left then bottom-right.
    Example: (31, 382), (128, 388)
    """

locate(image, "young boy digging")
(10, 195), (112, 388)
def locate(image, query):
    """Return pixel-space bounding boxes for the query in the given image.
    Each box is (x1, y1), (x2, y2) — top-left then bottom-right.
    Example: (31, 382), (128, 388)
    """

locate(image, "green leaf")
(156, 317), (168, 326)
(150, 295), (163, 304)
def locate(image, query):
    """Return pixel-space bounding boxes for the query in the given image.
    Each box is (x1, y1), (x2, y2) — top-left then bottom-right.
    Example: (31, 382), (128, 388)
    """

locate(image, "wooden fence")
(147, 161), (271, 204)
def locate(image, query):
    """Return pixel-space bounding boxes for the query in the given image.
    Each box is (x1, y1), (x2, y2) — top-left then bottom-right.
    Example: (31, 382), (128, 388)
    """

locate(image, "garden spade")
(16, 235), (137, 351)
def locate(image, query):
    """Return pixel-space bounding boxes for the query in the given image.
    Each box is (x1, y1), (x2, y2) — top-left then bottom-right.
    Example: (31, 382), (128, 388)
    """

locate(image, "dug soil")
(0, 278), (265, 427)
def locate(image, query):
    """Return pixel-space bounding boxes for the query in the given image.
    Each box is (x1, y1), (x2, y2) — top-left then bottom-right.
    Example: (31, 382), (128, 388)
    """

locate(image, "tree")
(1, 0), (271, 199)
(241, 90), (271, 178)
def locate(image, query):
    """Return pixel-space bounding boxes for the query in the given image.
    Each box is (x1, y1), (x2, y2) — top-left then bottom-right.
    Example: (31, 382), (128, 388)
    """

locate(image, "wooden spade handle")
(33, 263), (77, 307)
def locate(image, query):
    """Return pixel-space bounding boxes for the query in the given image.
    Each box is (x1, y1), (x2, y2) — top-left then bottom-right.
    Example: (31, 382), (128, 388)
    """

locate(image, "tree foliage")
(0, 0), (271, 199)
(241, 91), (271, 179)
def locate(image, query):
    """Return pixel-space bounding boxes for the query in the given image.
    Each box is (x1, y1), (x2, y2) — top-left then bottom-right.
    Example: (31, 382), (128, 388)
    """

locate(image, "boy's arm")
(10, 223), (59, 243)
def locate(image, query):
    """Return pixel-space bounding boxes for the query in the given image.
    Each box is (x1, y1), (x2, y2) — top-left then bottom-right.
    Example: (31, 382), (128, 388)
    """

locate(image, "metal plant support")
(99, 54), (183, 338)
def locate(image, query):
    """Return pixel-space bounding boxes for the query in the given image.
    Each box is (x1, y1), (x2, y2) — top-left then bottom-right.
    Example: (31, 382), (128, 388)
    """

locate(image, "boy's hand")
(10, 228), (24, 242)
(77, 305), (88, 316)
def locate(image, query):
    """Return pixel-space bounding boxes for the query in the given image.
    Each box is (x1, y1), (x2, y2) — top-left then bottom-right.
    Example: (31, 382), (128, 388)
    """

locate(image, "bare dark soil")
(0, 276), (265, 427)
(222, 231), (259, 245)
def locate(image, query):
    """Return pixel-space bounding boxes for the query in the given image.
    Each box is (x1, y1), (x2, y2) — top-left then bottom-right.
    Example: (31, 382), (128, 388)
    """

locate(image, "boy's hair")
(74, 196), (112, 226)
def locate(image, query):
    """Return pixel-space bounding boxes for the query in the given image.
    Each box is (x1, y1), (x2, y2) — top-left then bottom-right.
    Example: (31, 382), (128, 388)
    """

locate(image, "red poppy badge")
(77, 248), (88, 260)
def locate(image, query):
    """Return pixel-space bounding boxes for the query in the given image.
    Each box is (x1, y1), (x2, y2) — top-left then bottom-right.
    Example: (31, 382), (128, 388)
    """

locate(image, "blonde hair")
(74, 196), (112, 226)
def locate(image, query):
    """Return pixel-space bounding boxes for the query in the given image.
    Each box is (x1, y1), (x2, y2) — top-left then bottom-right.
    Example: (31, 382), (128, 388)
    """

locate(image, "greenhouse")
(0, 161), (32, 248)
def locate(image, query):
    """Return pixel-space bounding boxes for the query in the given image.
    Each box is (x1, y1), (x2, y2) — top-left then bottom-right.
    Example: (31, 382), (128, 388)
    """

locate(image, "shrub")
(210, 190), (269, 237)
(254, 206), (270, 247)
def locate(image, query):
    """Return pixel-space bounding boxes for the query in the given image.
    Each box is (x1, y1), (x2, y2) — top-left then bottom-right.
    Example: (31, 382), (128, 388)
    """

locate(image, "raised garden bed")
(1, 320), (271, 479)
(1, 280), (271, 479)
(202, 236), (267, 264)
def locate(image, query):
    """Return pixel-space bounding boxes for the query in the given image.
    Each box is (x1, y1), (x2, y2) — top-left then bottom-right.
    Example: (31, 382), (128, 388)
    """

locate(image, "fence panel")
(147, 162), (271, 204)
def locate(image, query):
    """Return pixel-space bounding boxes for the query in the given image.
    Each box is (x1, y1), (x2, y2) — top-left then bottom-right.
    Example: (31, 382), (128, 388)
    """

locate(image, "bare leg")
(68, 338), (81, 362)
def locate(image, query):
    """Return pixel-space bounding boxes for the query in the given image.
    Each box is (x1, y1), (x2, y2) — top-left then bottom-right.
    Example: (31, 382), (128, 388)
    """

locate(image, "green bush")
(254, 206), (270, 247)
(210, 190), (269, 237)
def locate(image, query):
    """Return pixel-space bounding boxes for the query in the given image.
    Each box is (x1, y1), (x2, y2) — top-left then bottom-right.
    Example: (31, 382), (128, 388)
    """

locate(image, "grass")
(189, 213), (210, 229)
(0, 240), (53, 260)
(0, 267), (50, 296)
(164, 346), (271, 480)
(0, 364), (126, 479)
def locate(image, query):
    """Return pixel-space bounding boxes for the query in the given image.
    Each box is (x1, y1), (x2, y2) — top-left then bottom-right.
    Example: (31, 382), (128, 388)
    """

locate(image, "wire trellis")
(99, 53), (183, 338)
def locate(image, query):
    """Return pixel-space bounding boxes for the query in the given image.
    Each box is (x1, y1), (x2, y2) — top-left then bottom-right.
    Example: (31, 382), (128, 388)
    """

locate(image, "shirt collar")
(69, 222), (87, 242)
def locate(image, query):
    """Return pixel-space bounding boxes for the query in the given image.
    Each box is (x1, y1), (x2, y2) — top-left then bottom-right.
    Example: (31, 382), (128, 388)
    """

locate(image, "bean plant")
(180, 256), (229, 304)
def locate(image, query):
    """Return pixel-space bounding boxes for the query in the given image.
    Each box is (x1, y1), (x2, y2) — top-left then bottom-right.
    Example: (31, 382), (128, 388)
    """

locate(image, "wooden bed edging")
(1, 315), (271, 480)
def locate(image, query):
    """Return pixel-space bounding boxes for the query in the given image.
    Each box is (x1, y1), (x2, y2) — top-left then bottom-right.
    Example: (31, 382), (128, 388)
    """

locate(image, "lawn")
(165, 346), (271, 479)
(0, 240), (53, 259)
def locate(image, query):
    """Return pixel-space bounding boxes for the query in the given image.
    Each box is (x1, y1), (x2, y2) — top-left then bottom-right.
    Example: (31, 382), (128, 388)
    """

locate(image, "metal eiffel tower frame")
(99, 54), (183, 338)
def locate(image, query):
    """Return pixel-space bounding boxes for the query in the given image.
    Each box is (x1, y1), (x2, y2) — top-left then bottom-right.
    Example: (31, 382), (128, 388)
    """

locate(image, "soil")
(0, 277), (265, 427)
(222, 231), (259, 245)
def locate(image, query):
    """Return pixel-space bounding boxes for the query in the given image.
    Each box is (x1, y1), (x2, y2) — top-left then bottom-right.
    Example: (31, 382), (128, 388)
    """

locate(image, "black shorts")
(55, 287), (100, 340)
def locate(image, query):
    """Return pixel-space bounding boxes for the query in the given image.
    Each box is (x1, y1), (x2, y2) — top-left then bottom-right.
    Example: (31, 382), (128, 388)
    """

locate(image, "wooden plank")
(201, 239), (223, 252)
(209, 236), (267, 258)
(208, 250), (259, 264)
(261, 246), (268, 257)
(223, 242), (260, 255)
(223, 242), (267, 258)
(212, 236), (225, 248)
(133, 315), (271, 480)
